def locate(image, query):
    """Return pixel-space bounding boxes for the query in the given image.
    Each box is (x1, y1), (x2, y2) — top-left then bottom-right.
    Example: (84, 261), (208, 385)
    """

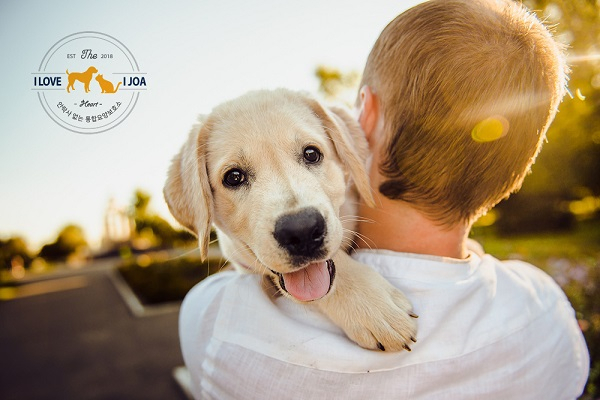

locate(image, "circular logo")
(33, 31), (146, 134)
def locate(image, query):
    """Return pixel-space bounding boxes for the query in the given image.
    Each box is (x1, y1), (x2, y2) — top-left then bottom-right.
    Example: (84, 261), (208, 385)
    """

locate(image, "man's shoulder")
(478, 255), (584, 356)
(352, 249), (576, 348)
(353, 248), (567, 307)
(489, 255), (569, 306)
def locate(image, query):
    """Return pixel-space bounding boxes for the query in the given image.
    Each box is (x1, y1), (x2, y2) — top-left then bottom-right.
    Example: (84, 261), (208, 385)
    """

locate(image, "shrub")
(117, 256), (226, 305)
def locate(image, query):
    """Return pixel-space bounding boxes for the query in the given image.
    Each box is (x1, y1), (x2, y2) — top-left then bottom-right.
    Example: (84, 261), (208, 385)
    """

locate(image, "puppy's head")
(164, 89), (373, 301)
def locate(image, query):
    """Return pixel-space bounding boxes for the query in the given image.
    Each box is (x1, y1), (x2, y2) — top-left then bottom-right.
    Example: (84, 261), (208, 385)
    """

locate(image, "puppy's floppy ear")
(305, 98), (375, 207)
(164, 118), (214, 260)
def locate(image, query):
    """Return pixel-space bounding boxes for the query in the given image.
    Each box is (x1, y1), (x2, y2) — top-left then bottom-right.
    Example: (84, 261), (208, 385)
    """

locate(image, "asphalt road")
(0, 268), (187, 400)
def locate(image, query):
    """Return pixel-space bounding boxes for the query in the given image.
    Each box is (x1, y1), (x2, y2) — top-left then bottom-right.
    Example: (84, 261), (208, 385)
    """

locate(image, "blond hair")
(360, 0), (568, 224)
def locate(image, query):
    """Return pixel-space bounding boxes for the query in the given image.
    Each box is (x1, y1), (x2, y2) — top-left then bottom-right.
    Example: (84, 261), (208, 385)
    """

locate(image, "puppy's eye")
(223, 169), (246, 187)
(303, 146), (322, 164)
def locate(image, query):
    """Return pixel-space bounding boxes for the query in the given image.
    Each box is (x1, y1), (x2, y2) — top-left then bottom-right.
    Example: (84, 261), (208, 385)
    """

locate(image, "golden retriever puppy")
(164, 89), (417, 351)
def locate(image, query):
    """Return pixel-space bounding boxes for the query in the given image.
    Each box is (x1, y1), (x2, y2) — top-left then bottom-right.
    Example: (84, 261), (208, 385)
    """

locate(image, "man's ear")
(303, 96), (375, 207)
(163, 118), (214, 260)
(357, 85), (380, 146)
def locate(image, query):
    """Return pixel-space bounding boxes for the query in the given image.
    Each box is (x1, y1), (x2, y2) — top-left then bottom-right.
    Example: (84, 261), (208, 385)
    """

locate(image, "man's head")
(358, 0), (568, 225)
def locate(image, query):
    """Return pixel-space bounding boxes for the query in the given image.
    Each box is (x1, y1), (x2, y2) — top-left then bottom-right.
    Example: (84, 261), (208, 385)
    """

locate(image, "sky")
(0, 0), (425, 250)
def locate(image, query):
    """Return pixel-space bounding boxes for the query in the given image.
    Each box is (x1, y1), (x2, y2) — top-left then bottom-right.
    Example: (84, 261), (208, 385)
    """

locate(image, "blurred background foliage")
(38, 224), (89, 264)
(130, 189), (196, 250)
(495, 0), (600, 235)
(118, 256), (224, 305)
(0, 189), (197, 277)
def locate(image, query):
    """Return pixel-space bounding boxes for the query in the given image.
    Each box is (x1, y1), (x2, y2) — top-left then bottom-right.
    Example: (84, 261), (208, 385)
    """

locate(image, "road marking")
(0, 276), (89, 300)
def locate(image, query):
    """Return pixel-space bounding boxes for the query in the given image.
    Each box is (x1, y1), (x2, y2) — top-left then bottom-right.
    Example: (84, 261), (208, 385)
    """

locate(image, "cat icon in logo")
(96, 74), (121, 93)
(65, 66), (98, 93)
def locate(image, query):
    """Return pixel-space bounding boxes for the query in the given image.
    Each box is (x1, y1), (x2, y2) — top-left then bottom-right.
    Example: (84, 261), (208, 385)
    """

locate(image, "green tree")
(0, 236), (31, 270)
(472, 0), (600, 233)
(134, 189), (151, 217)
(315, 65), (360, 105)
(131, 189), (195, 248)
(516, 1), (600, 198)
(38, 225), (88, 262)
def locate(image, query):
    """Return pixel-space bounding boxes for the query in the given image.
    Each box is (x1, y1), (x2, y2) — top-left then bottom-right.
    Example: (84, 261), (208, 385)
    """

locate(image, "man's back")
(180, 249), (589, 399)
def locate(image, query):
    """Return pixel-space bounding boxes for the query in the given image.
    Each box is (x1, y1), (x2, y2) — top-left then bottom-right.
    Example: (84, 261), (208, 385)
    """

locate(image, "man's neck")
(356, 194), (470, 259)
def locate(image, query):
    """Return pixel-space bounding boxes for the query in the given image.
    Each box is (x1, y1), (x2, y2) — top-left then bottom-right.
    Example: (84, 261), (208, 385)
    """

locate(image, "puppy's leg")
(315, 251), (417, 351)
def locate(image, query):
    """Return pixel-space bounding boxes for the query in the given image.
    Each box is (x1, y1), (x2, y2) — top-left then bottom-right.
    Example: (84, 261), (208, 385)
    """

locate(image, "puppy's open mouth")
(272, 259), (335, 302)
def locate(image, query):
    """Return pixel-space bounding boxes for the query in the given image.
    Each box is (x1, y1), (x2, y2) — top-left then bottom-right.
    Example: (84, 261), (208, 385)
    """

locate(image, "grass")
(471, 219), (600, 265)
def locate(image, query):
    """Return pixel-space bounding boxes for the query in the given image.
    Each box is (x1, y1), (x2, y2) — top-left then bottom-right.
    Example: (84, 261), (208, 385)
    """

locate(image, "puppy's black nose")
(273, 208), (326, 257)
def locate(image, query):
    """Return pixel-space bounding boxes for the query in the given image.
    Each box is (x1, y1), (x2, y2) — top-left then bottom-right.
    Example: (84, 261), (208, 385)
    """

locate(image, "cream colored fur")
(164, 89), (417, 351)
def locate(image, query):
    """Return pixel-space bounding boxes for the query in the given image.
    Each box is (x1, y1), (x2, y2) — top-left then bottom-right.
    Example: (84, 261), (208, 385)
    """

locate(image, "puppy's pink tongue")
(282, 261), (330, 302)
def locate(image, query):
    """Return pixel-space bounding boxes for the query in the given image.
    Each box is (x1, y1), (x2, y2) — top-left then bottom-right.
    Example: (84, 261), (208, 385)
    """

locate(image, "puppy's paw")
(316, 252), (418, 352)
(343, 284), (418, 352)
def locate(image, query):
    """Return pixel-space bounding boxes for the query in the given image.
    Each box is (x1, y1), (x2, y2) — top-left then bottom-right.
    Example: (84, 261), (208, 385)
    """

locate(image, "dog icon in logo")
(95, 74), (122, 94)
(65, 66), (98, 93)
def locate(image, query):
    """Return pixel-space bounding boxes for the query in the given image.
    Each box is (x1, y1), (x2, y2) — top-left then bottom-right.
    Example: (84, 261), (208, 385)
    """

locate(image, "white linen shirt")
(179, 250), (589, 399)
